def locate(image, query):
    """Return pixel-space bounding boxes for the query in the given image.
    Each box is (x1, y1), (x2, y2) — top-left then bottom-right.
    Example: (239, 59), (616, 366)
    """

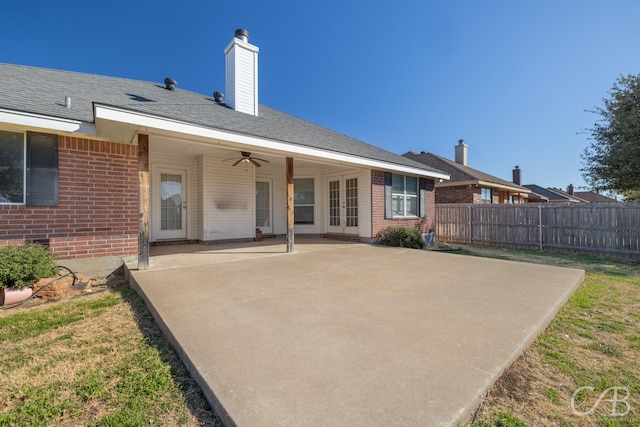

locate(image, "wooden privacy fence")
(435, 203), (640, 258)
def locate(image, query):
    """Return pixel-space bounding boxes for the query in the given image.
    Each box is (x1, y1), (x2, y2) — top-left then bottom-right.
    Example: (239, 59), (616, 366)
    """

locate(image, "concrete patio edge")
(126, 240), (585, 426)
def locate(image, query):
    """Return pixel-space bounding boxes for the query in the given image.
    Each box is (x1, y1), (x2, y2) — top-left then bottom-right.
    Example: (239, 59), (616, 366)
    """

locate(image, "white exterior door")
(255, 179), (273, 234)
(327, 175), (358, 235)
(154, 168), (187, 240)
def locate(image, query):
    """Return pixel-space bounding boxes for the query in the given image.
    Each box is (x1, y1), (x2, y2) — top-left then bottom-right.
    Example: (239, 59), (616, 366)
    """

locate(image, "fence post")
(469, 204), (473, 245)
(538, 204), (543, 252)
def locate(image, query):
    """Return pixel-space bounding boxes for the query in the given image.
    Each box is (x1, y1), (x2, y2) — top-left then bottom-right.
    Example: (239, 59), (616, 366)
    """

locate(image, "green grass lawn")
(455, 246), (640, 427)
(0, 286), (220, 427)
(1, 247), (638, 426)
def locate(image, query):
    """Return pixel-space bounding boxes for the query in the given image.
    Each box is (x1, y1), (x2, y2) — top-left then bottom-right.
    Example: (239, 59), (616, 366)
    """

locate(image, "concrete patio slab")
(128, 239), (584, 426)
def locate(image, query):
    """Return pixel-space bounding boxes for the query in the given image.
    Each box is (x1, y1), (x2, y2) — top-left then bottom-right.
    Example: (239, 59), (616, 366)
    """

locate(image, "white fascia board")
(94, 104), (450, 180)
(0, 108), (96, 135)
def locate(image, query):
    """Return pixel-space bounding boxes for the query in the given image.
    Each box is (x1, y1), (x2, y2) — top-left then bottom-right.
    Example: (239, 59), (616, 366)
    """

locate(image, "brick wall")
(0, 136), (138, 259)
(437, 185), (525, 204)
(435, 185), (477, 203)
(370, 170), (435, 237)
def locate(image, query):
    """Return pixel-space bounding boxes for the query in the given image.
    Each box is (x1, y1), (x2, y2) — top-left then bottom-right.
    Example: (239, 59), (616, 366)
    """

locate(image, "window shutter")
(384, 172), (392, 219)
(419, 178), (427, 218)
(26, 132), (58, 206)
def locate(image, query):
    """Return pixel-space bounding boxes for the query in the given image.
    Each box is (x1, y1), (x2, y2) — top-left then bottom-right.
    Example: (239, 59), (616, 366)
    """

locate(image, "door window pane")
(329, 180), (340, 226)
(345, 178), (358, 227)
(160, 173), (182, 230)
(256, 181), (270, 228)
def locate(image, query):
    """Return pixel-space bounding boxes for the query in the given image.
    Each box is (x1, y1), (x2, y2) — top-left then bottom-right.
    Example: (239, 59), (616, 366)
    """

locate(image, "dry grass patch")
(0, 286), (221, 426)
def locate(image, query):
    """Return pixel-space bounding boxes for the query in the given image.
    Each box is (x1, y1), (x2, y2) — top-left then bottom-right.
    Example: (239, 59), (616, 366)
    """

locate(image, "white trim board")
(94, 104), (450, 180)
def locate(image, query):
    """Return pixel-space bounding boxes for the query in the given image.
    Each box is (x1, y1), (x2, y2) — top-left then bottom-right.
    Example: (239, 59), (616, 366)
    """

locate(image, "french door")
(154, 168), (187, 240)
(327, 175), (358, 235)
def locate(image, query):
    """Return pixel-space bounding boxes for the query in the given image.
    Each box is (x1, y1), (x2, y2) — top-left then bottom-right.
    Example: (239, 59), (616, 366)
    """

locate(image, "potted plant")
(0, 243), (58, 305)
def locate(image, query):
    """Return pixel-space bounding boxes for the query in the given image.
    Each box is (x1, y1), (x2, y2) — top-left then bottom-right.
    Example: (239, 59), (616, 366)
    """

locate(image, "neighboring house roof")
(403, 151), (530, 193)
(574, 191), (618, 203)
(522, 185), (587, 203)
(0, 63), (447, 179)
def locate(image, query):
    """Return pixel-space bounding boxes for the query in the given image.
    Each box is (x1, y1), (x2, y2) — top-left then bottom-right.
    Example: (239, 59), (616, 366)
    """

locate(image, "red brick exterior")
(435, 185), (478, 204)
(370, 170), (435, 237)
(0, 136), (138, 260)
(436, 185), (525, 204)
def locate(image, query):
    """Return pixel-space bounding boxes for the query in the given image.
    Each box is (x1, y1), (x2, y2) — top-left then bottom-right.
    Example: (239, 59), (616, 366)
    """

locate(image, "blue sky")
(3, 1), (640, 189)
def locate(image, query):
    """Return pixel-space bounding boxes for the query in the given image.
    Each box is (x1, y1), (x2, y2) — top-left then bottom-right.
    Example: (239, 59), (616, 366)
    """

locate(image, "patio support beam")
(286, 157), (294, 253)
(138, 134), (150, 269)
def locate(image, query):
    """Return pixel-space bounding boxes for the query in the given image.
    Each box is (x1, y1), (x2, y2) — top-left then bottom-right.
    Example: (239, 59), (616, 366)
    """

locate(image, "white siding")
(225, 47), (237, 111)
(202, 154), (255, 241)
(225, 39), (258, 116)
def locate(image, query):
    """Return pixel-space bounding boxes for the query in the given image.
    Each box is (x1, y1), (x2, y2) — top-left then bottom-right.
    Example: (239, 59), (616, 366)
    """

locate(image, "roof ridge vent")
(164, 77), (177, 90)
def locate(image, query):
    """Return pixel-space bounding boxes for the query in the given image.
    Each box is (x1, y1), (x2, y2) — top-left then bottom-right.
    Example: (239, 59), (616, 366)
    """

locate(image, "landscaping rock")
(32, 272), (92, 301)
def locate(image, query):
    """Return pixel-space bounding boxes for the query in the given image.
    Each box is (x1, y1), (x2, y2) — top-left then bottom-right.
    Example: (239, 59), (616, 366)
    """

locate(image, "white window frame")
(392, 174), (418, 217)
(294, 177), (315, 225)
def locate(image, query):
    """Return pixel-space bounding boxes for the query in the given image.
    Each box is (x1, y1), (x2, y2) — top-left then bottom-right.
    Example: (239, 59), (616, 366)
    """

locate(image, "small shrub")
(378, 226), (425, 249)
(0, 244), (58, 289)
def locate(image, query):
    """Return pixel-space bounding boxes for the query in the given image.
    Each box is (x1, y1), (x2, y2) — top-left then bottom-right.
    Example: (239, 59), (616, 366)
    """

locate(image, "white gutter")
(93, 104), (450, 180)
(0, 108), (96, 135)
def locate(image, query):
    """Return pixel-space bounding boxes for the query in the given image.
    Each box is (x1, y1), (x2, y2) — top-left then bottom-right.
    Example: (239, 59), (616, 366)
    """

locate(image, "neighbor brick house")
(403, 140), (530, 204)
(0, 30), (448, 274)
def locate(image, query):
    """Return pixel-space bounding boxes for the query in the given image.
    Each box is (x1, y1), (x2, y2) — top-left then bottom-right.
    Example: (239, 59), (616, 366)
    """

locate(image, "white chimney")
(454, 139), (468, 166)
(225, 29), (259, 116)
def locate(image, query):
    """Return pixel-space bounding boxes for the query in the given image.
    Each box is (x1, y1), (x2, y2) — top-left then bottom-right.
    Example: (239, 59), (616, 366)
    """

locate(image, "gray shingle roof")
(574, 191), (618, 203)
(522, 185), (586, 202)
(403, 151), (529, 191)
(0, 62), (444, 175)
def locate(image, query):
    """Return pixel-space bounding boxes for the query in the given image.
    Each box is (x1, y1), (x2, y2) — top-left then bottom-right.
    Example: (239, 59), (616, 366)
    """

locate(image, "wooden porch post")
(138, 134), (150, 269)
(286, 157), (294, 253)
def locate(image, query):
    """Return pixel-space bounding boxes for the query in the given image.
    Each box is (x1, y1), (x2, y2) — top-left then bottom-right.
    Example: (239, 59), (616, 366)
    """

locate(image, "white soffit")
(0, 108), (96, 135)
(94, 104), (450, 180)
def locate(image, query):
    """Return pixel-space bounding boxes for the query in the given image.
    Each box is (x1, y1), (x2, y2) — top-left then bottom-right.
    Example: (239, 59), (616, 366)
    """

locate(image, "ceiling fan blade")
(249, 158), (262, 167)
(232, 159), (244, 166)
(252, 157), (269, 163)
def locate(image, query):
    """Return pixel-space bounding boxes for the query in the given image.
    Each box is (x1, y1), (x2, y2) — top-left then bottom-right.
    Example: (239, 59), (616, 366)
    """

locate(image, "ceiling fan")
(224, 151), (270, 167)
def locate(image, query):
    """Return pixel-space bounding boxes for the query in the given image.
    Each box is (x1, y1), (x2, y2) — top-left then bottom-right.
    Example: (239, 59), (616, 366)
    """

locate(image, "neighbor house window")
(294, 178), (314, 224)
(481, 187), (492, 204)
(0, 130), (58, 206)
